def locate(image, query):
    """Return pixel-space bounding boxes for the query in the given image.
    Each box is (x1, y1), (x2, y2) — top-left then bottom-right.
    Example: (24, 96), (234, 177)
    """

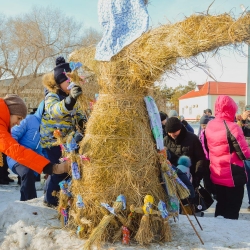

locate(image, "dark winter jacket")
(181, 120), (194, 133)
(241, 118), (250, 146)
(174, 167), (195, 199)
(163, 125), (206, 186)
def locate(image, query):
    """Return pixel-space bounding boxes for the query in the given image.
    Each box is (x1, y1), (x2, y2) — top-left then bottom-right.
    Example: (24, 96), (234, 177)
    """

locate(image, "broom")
(84, 201), (123, 250)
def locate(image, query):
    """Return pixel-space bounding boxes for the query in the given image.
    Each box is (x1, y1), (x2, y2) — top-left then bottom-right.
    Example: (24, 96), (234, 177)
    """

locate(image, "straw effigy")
(59, 13), (250, 248)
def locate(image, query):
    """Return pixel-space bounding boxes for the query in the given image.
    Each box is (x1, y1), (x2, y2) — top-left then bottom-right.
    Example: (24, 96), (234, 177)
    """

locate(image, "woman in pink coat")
(206, 95), (250, 219)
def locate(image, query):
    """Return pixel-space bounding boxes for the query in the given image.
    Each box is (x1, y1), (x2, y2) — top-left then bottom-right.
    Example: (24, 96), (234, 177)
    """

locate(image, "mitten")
(65, 85), (82, 110)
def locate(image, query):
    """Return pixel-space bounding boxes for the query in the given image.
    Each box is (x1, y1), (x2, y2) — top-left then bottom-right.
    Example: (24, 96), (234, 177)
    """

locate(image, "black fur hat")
(53, 56), (71, 85)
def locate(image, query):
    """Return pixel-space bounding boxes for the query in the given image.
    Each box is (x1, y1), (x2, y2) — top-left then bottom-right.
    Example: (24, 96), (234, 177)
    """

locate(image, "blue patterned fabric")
(71, 162), (81, 180)
(144, 96), (164, 150)
(95, 0), (149, 61)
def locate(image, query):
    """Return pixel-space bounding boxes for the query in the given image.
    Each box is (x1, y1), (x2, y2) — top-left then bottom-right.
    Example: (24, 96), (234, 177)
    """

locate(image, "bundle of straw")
(163, 218), (172, 242)
(63, 12), (250, 246)
(84, 201), (123, 250)
(135, 214), (154, 245)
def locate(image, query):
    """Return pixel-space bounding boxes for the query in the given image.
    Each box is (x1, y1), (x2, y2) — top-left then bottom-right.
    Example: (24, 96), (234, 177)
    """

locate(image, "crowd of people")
(160, 99), (250, 219)
(0, 56), (85, 208)
(1, 66), (250, 220)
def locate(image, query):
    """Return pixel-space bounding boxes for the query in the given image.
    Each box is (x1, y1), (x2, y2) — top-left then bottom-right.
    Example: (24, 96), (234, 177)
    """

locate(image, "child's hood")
(34, 100), (45, 121)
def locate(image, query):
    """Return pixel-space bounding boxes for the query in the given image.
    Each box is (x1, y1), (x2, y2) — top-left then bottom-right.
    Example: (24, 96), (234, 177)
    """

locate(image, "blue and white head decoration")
(116, 194), (126, 210)
(69, 61), (82, 71)
(59, 179), (72, 197)
(101, 203), (116, 215)
(66, 136), (78, 152)
(158, 200), (168, 219)
(76, 195), (85, 209)
(95, 0), (149, 61)
(71, 162), (81, 180)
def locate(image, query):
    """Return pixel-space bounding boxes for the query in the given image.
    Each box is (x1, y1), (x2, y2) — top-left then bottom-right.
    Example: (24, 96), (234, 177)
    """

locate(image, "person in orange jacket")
(0, 94), (70, 177)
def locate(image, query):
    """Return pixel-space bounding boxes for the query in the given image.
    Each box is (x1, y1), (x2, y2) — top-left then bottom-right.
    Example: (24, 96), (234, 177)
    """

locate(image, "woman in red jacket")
(0, 94), (69, 177)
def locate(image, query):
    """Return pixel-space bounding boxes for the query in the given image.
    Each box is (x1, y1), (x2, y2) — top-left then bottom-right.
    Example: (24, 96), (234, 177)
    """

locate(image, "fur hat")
(53, 56), (71, 85)
(168, 110), (178, 118)
(159, 111), (168, 121)
(177, 155), (191, 176)
(200, 115), (210, 125)
(4, 94), (27, 118)
(165, 117), (182, 133)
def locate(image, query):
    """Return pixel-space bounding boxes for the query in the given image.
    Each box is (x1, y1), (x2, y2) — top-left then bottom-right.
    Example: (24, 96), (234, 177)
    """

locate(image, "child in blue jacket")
(7, 101), (45, 201)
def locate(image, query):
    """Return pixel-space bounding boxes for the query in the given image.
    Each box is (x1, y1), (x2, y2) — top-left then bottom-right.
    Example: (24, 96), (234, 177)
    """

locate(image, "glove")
(65, 85), (82, 110)
(43, 161), (70, 175)
(70, 85), (82, 100)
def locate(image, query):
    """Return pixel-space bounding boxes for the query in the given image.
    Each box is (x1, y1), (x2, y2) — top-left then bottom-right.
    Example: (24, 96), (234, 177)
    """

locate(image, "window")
(189, 107), (192, 115)
(182, 108), (184, 114)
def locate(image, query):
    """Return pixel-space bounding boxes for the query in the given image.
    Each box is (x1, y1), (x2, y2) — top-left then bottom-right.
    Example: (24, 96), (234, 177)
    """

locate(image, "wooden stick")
(187, 199), (203, 231)
(178, 195), (204, 245)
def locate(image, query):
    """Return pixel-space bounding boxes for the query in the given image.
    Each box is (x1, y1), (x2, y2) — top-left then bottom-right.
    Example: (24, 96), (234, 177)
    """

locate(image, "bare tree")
(0, 6), (87, 92)
(81, 27), (102, 47)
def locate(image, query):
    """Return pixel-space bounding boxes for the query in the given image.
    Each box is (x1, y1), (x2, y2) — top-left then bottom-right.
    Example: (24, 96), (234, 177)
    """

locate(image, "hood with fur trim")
(42, 72), (60, 94)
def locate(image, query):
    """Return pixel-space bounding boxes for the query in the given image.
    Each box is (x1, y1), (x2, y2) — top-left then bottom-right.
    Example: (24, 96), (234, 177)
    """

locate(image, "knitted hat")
(177, 155), (191, 167)
(200, 115), (210, 125)
(165, 117), (182, 133)
(53, 56), (71, 85)
(168, 110), (178, 118)
(4, 94), (27, 118)
(159, 111), (168, 121)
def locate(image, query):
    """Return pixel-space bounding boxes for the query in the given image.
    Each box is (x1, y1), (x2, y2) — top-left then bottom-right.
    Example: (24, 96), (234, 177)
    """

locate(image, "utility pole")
(240, 5), (250, 105)
(247, 45), (250, 105)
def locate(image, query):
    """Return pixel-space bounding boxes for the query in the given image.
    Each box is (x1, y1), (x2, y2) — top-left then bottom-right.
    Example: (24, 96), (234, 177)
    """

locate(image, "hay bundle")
(65, 12), (250, 246)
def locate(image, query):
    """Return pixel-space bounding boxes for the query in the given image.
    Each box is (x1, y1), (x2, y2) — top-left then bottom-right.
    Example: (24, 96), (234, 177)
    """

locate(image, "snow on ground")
(0, 174), (250, 250)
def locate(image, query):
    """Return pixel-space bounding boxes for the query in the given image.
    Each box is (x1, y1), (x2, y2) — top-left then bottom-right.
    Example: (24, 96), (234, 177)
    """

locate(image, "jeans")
(13, 163), (37, 201)
(244, 160), (250, 205)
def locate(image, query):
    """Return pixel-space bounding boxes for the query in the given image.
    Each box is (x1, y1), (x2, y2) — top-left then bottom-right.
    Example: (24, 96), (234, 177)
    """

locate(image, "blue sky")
(1, 0), (249, 87)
